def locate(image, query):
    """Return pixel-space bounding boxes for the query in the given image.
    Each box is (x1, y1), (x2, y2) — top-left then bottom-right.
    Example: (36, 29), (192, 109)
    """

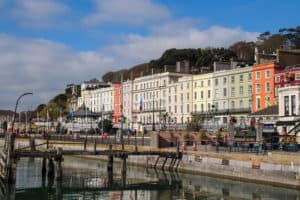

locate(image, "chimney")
(164, 65), (167, 72)
(176, 61), (181, 73)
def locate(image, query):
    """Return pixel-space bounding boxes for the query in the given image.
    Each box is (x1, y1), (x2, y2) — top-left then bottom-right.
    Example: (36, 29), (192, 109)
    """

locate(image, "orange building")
(113, 84), (123, 124)
(252, 62), (279, 112)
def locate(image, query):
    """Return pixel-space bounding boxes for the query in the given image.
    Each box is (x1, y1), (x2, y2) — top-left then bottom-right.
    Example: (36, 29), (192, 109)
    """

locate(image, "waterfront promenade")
(1, 133), (300, 189)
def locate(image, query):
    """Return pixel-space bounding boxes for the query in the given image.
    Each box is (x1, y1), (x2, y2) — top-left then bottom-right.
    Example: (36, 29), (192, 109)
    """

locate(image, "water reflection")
(1, 157), (299, 199)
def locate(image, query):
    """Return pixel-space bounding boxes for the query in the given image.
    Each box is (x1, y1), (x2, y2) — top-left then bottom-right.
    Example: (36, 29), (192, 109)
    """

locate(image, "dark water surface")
(1, 156), (300, 199)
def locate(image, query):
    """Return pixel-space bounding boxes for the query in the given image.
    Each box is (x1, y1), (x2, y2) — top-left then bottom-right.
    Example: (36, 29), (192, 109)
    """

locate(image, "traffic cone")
(192, 142), (197, 151)
(181, 142), (186, 151)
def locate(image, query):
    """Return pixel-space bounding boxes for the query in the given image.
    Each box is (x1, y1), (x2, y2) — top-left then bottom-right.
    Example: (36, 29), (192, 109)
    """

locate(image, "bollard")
(84, 138), (87, 151)
(93, 141), (97, 155)
(30, 136), (36, 151)
(42, 158), (46, 177)
(47, 158), (55, 178)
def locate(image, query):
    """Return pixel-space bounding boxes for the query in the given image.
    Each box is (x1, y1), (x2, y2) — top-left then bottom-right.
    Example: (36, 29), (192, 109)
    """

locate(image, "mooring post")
(6, 133), (16, 184)
(46, 138), (49, 149)
(84, 138), (87, 151)
(55, 148), (63, 181)
(42, 157), (46, 177)
(107, 144), (113, 186)
(93, 141), (97, 155)
(121, 155), (127, 187)
(47, 158), (54, 178)
(30, 136), (36, 151)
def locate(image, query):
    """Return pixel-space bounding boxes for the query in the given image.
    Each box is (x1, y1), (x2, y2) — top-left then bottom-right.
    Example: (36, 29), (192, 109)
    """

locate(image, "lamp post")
(11, 92), (33, 133)
(152, 93), (155, 131)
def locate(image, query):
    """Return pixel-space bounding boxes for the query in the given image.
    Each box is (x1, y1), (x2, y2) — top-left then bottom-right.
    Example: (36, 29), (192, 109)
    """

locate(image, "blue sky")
(0, 0), (299, 110)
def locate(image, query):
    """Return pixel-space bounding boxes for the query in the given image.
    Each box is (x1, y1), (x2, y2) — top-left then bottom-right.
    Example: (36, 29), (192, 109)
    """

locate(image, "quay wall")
(1, 138), (300, 189)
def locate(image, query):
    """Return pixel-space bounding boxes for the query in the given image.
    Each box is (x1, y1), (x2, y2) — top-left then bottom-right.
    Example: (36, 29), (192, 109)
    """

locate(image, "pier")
(0, 133), (182, 185)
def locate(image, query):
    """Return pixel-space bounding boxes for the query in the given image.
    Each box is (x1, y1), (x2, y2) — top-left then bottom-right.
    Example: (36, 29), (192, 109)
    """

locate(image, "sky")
(0, 0), (299, 111)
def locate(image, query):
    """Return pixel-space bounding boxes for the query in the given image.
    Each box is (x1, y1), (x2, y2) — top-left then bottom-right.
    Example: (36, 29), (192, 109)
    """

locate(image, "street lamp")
(11, 92), (33, 133)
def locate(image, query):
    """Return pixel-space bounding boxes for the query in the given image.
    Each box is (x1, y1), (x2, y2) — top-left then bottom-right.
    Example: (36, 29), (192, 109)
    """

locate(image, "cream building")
(213, 64), (253, 126)
(132, 72), (187, 129)
(192, 72), (214, 114)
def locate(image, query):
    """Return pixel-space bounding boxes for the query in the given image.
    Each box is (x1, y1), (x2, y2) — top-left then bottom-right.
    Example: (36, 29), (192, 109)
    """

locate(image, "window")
(201, 81), (203, 87)
(208, 103), (211, 111)
(180, 105), (183, 113)
(266, 70), (270, 78)
(194, 104), (197, 112)
(275, 76), (280, 83)
(240, 74), (243, 82)
(168, 96), (171, 103)
(249, 99), (252, 109)
(180, 83), (183, 90)
(194, 92), (197, 100)
(239, 86), (243, 95)
(208, 80), (211, 86)
(256, 71), (260, 80)
(256, 97), (261, 110)
(256, 84), (261, 94)
(163, 90), (166, 97)
(223, 77), (227, 84)
(284, 96), (289, 116)
(187, 92), (190, 100)
(187, 82), (189, 89)
(215, 102), (218, 110)
(163, 80), (166, 86)
(239, 100), (243, 108)
(291, 95), (296, 116)
(215, 78), (218, 86)
(248, 73), (252, 81)
(231, 76), (235, 83)
(201, 104), (204, 112)
(296, 73), (300, 80)
(174, 86), (177, 93)
(181, 93), (183, 102)
(223, 88), (227, 97)
(248, 85), (252, 94)
(231, 101), (235, 109)
(169, 106), (171, 113)
(215, 89), (219, 98)
(187, 104), (190, 113)
(174, 95), (177, 103)
(201, 91), (203, 99)
(174, 105), (177, 114)
(266, 82), (270, 93)
(194, 82), (197, 88)
(231, 87), (235, 97)
(223, 101), (226, 109)
(208, 90), (211, 98)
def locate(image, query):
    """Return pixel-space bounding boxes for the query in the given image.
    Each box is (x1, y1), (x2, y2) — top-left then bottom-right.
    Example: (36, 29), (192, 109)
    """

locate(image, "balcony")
(192, 108), (251, 116)
(132, 107), (166, 113)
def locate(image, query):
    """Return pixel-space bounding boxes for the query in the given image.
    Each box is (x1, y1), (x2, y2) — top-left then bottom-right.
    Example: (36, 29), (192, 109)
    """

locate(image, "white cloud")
(11, 0), (70, 28)
(0, 34), (115, 109)
(83, 0), (170, 25)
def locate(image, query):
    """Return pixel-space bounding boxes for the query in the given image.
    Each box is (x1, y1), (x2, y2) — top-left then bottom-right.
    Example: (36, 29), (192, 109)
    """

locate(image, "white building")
(132, 72), (187, 129)
(277, 85), (300, 140)
(123, 80), (133, 125)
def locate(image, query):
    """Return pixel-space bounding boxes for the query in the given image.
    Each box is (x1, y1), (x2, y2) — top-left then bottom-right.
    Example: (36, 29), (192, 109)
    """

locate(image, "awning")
(276, 120), (298, 126)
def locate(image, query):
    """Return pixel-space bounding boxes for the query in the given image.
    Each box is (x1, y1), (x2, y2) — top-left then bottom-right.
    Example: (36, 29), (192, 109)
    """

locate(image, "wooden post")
(84, 138), (87, 151)
(30, 136), (36, 151)
(93, 141), (97, 155)
(55, 148), (63, 181)
(42, 157), (46, 177)
(107, 145), (113, 186)
(121, 155), (127, 187)
(6, 133), (16, 184)
(46, 138), (49, 149)
(47, 158), (54, 178)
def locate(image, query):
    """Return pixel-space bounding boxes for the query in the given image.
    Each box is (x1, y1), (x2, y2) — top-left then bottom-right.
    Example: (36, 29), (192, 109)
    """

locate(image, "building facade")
(252, 62), (279, 112)
(113, 84), (122, 124)
(122, 80), (133, 127)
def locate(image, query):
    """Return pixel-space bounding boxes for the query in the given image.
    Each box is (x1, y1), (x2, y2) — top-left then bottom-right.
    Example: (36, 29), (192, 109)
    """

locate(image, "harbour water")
(2, 156), (300, 200)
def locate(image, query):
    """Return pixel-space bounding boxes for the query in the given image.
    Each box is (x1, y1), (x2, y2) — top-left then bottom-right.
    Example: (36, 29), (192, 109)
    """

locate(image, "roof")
(251, 105), (278, 116)
(0, 110), (15, 116)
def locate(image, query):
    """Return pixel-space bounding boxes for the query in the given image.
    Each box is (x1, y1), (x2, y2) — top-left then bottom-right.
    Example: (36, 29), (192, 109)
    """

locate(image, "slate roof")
(250, 105), (279, 116)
